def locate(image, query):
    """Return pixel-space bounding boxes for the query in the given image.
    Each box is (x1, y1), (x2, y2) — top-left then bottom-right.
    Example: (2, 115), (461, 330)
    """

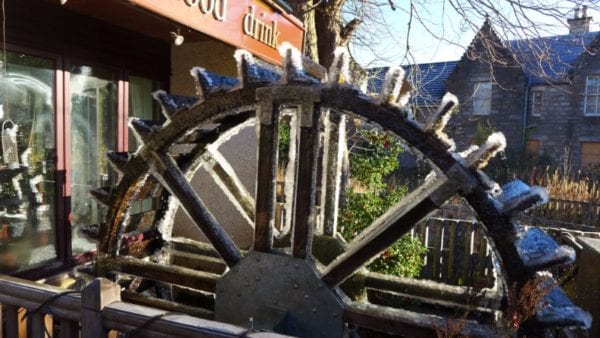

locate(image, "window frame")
(531, 90), (543, 117)
(472, 81), (492, 115)
(2, 45), (167, 279)
(584, 75), (600, 116)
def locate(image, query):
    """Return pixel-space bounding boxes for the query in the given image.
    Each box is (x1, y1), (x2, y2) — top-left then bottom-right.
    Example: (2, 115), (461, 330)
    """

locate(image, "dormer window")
(585, 75), (600, 116)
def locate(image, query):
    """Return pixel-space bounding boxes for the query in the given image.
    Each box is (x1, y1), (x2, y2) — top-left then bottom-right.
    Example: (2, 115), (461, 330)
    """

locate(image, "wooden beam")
(344, 302), (495, 337)
(122, 291), (214, 319)
(292, 116), (319, 258)
(254, 112), (278, 252)
(147, 151), (242, 267)
(321, 177), (453, 287)
(102, 256), (218, 293)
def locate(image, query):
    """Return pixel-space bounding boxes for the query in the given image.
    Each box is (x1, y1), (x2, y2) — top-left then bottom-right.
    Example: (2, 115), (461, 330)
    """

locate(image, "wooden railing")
(0, 275), (288, 338)
(524, 198), (600, 229)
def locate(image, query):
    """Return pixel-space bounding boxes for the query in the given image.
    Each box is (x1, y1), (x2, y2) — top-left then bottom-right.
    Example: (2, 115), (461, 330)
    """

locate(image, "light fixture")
(170, 29), (184, 46)
(60, 0), (67, 4)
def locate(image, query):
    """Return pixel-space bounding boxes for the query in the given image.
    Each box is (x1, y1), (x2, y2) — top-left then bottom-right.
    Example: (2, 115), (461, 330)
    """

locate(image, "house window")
(531, 90), (543, 116)
(473, 81), (492, 115)
(584, 75), (600, 116)
(581, 142), (600, 168)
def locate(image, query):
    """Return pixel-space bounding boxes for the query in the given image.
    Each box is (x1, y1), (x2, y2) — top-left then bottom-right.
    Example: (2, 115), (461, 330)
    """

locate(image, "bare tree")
(286, 0), (599, 82)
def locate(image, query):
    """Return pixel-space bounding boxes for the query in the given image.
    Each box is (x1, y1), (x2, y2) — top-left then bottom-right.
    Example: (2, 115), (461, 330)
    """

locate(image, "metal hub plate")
(215, 251), (344, 337)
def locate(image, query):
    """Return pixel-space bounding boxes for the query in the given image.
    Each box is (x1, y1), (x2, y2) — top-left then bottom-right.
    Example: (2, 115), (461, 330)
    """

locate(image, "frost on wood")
(190, 67), (238, 99)
(377, 66), (406, 106)
(465, 132), (506, 169)
(514, 227), (575, 270)
(278, 42), (315, 84)
(497, 179), (548, 214)
(234, 49), (281, 84)
(152, 90), (198, 119)
(424, 92), (458, 149)
(535, 280), (592, 329)
(327, 47), (351, 85)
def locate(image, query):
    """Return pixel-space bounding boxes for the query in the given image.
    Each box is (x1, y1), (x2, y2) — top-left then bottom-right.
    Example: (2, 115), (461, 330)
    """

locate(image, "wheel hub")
(215, 251), (344, 337)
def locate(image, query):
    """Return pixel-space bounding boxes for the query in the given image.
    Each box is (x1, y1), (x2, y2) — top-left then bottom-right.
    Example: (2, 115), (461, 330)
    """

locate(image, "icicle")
(465, 132), (506, 169)
(377, 66), (405, 105)
(327, 47), (351, 85)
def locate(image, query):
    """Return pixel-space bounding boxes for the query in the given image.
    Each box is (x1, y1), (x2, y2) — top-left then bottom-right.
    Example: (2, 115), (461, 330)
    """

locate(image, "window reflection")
(0, 52), (57, 272)
(70, 64), (118, 253)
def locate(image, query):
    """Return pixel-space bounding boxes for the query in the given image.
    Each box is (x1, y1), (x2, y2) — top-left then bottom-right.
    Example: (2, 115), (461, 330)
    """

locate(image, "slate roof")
(368, 31), (599, 105)
(510, 31), (599, 85)
(367, 61), (459, 106)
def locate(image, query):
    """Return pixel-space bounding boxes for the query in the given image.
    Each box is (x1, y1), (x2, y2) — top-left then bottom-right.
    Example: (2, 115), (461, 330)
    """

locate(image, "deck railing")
(0, 275), (288, 338)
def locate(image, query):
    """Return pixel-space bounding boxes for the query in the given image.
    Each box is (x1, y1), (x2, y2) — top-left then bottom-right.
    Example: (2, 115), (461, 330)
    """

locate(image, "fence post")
(81, 278), (121, 338)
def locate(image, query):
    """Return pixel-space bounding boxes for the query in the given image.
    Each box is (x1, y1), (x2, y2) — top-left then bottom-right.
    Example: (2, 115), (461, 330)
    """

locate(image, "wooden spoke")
(146, 150), (242, 267)
(321, 176), (455, 287)
(291, 105), (320, 259)
(318, 110), (345, 236)
(254, 113), (278, 252)
(201, 149), (255, 224)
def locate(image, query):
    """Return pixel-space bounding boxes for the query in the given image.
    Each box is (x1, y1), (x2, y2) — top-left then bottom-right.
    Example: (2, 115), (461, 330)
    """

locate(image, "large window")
(0, 51), (57, 273)
(473, 81), (492, 115)
(585, 75), (600, 116)
(69, 64), (119, 254)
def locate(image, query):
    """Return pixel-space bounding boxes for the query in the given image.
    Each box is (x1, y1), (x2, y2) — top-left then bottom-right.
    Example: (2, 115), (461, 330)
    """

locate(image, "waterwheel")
(89, 47), (591, 337)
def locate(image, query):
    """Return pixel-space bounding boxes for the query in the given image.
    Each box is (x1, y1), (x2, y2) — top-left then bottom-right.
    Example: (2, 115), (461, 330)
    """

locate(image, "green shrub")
(340, 128), (427, 278)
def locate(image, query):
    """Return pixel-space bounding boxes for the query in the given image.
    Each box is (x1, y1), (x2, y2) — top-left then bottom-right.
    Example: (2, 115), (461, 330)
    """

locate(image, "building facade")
(0, 0), (302, 277)
(369, 9), (600, 173)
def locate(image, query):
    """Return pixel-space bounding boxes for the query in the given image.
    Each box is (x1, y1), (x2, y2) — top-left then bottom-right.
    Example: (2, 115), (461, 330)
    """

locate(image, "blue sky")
(350, 1), (600, 67)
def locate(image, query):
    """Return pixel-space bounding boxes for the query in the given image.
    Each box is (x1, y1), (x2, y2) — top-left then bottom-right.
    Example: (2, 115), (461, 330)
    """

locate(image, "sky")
(350, 1), (600, 67)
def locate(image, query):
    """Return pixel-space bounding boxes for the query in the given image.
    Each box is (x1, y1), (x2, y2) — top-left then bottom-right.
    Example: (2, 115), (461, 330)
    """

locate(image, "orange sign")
(126, 0), (304, 65)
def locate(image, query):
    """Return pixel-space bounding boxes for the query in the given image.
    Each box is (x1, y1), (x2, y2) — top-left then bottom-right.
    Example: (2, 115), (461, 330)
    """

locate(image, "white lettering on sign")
(243, 6), (280, 49)
(183, 0), (227, 21)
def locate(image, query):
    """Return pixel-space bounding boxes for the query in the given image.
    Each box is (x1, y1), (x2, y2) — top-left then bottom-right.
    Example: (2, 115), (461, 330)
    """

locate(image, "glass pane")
(128, 75), (162, 150)
(70, 64), (118, 253)
(0, 51), (57, 272)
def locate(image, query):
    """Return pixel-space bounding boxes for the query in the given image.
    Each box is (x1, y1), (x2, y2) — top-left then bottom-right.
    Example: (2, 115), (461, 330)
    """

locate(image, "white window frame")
(531, 90), (543, 117)
(584, 75), (600, 116)
(472, 81), (492, 115)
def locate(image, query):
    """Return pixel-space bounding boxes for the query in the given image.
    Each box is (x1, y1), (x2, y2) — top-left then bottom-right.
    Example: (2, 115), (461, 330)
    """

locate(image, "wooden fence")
(412, 217), (494, 287)
(524, 198), (600, 229)
(0, 275), (287, 338)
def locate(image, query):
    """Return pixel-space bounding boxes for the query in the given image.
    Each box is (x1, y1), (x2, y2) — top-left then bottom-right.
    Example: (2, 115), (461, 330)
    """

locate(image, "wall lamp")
(170, 29), (185, 46)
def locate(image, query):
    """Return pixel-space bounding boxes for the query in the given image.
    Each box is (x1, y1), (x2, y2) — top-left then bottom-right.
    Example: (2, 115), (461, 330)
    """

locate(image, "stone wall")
(525, 84), (573, 163)
(446, 59), (527, 154)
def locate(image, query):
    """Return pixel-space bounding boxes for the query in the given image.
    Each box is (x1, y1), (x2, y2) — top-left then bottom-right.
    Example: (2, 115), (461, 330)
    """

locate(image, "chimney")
(568, 5), (592, 34)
